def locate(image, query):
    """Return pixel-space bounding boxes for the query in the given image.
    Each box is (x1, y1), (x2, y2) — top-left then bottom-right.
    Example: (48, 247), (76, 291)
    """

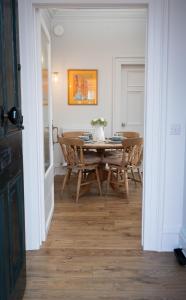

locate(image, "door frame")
(37, 11), (54, 240)
(18, 0), (169, 251)
(112, 57), (145, 134)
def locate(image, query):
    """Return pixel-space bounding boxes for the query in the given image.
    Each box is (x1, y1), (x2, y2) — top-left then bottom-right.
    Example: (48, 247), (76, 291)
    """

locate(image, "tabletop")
(83, 140), (123, 149)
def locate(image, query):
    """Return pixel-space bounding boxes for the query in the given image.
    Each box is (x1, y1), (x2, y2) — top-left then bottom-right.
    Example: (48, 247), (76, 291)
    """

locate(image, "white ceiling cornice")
(47, 8), (147, 22)
(41, 8), (53, 23)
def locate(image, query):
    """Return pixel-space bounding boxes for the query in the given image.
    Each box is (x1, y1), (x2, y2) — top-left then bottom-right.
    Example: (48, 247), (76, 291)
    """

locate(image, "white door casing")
(120, 64), (145, 135)
(40, 17), (54, 237)
(24, 9), (54, 247)
(18, 0), (170, 251)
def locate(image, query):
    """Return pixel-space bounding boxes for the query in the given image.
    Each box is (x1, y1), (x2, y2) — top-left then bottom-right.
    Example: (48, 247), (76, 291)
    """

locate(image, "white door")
(120, 65), (145, 136)
(41, 20), (54, 236)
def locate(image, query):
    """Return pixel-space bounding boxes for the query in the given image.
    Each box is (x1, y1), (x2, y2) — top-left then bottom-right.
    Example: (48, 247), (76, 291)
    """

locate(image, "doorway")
(43, 7), (146, 249)
(18, 0), (169, 252)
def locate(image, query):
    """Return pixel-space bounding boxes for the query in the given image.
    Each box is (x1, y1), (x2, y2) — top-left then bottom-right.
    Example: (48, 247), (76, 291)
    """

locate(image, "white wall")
(162, 0), (186, 250)
(51, 9), (146, 172)
(180, 132), (186, 254)
(179, 0), (186, 251)
(175, 0), (186, 255)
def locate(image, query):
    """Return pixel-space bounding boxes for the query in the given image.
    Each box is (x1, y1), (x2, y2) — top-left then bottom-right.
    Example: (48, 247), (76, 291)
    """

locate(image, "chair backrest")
(58, 137), (85, 167)
(116, 131), (140, 138)
(62, 131), (88, 138)
(121, 137), (143, 167)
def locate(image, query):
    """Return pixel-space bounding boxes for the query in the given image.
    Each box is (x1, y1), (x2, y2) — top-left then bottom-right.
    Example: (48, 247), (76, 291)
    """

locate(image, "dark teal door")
(0, 0), (26, 299)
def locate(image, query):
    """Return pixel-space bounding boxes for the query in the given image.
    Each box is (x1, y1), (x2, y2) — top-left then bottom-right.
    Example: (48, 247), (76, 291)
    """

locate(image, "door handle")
(0, 106), (24, 129)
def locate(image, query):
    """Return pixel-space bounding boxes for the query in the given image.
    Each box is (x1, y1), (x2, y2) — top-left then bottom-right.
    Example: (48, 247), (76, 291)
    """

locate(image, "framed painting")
(68, 69), (98, 105)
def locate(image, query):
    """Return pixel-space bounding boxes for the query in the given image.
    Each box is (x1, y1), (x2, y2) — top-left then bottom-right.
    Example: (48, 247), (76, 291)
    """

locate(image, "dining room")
(36, 5), (147, 232)
(46, 6), (146, 239)
(28, 6), (145, 284)
(38, 4), (146, 262)
(50, 8), (146, 176)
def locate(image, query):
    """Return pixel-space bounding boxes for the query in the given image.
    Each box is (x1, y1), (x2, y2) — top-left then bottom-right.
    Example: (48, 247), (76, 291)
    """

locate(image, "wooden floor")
(23, 175), (186, 300)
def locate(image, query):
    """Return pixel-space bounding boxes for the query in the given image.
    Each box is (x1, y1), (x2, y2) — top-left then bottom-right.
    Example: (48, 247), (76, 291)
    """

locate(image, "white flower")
(90, 118), (107, 127)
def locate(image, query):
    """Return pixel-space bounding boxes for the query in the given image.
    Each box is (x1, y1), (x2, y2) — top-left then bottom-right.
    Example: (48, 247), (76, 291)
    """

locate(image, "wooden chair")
(103, 138), (143, 197)
(62, 131), (88, 138)
(129, 146), (143, 185)
(116, 131), (140, 138)
(58, 137), (102, 203)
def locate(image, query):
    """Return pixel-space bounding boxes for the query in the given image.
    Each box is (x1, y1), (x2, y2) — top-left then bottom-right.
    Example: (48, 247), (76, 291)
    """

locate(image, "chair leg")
(61, 168), (71, 195)
(76, 170), (82, 203)
(131, 167), (136, 185)
(107, 168), (112, 194)
(95, 167), (102, 196)
(137, 167), (143, 185)
(124, 170), (129, 197)
(66, 168), (72, 184)
(117, 169), (120, 181)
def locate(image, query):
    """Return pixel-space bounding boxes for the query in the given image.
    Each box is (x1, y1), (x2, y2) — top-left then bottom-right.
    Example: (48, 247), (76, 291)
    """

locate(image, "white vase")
(93, 126), (105, 141)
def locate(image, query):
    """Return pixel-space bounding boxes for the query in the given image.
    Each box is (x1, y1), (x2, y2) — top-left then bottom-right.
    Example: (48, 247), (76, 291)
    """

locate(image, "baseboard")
(179, 228), (186, 256)
(54, 164), (66, 175)
(45, 198), (54, 236)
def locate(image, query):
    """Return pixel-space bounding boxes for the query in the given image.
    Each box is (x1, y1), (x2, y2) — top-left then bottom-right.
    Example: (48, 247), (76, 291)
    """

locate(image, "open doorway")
(36, 7), (147, 251)
(19, 0), (170, 253)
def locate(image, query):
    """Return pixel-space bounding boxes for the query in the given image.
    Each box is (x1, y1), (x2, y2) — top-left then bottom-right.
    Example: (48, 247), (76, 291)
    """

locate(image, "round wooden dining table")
(83, 140), (123, 182)
(83, 140), (123, 150)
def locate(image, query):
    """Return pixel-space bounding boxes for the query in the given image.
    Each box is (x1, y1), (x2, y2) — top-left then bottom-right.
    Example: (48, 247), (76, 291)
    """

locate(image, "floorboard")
(23, 175), (186, 300)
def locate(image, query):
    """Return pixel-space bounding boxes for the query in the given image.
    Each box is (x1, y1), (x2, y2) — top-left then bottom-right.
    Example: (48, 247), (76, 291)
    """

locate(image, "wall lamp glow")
(52, 72), (59, 83)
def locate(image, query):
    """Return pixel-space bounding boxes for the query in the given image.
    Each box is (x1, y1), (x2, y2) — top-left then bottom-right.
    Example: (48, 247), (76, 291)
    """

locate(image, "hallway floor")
(23, 175), (186, 300)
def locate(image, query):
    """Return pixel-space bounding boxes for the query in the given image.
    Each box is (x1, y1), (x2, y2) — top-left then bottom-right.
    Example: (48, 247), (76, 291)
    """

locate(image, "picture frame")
(68, 69), (98, 105)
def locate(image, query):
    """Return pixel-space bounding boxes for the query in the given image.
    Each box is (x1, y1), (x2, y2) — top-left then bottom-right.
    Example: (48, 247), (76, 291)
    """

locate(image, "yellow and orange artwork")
(68, 70), (98, 105)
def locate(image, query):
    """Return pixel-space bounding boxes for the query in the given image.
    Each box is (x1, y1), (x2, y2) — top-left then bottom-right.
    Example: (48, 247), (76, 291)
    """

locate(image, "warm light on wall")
(41, 55), (44, 65)
(52, 72), (59, 83)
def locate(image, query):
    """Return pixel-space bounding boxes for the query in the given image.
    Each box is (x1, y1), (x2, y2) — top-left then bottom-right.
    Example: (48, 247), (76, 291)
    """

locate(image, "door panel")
(41, 26), (51, 172)
(120, 65), (145, 136)
(3, 0), (16, 110)
(0, 0), (26, 299)
(127, 91), (144, 125)
(0, 189), (10, 300)
(1, 0), (22, 135)
(41, 20), (54, 234)
(8, 171), (25, 291)
(127, 69), (144, 87)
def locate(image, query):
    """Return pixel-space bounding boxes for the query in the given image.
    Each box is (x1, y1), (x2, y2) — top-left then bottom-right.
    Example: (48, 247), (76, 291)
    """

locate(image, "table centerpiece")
(91, 117), (107, 141)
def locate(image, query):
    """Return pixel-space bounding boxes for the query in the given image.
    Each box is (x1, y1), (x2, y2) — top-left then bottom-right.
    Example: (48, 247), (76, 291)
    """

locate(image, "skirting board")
(45, 197), (54, 237)
(54, 164), (66, 176)
(179, 228), (186, 256)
